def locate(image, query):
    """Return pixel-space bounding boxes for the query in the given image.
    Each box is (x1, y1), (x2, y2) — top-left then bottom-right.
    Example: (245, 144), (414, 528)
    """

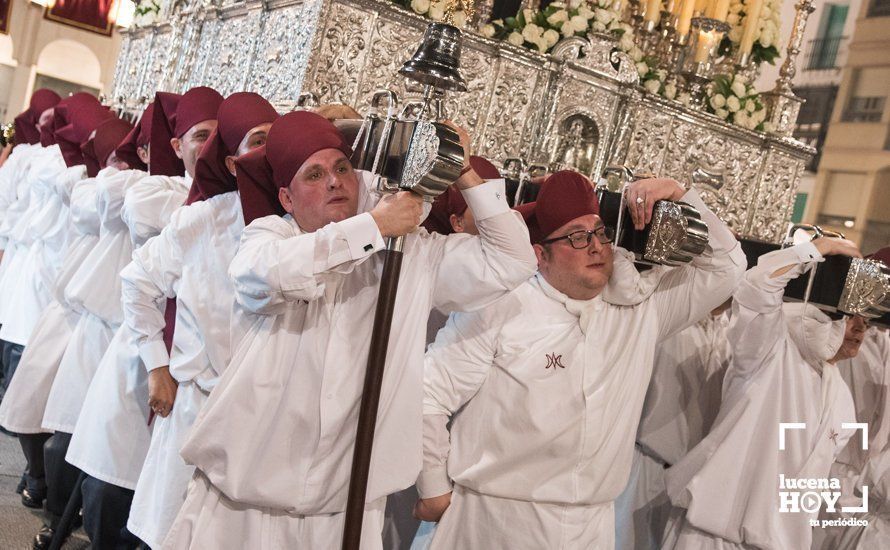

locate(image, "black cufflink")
(364, 244), (374, 252)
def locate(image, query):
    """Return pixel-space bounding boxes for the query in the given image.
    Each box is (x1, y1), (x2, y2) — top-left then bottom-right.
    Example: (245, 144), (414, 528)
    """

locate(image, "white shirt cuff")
(416, 465), (453, 499)
(341, 212), (386, 260)
(792, 241), (823, 264)
(460, 179), (510, 222)
(140, 340), (171, 372)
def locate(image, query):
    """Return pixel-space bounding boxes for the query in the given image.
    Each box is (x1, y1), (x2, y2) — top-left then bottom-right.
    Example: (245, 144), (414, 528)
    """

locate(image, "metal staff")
(341, 22), (468, 550)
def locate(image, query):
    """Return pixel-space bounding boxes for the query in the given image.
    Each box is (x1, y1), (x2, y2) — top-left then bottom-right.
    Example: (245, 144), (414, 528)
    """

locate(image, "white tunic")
(0, 175), (101, 433)
(41, 169), (155, 433)
(66, 174), (190, 487)
(0, 143), (37, 236)
(814, 328), (890, 549)
(663, 243), (857, 550)
(165, 174), (536, 549)
(123, 191), (245, 549)
(418, 190), (743, 550)
(0, 149), (73, 345)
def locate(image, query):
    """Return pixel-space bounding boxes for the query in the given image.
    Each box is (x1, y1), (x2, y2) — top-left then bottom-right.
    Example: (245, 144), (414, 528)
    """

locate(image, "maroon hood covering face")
(187, 92), (278, 205)
(53, 93), (112, 167)
(115, 103), (154, 172)
(81, 117), (134, 177)
(235, 111), (351, 225)
(13, 88), (61, 145)
(150, 87), (224, 177)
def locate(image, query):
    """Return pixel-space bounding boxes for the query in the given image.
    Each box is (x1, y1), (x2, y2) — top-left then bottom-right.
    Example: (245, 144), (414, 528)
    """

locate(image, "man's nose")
(588, 234), (603, 254)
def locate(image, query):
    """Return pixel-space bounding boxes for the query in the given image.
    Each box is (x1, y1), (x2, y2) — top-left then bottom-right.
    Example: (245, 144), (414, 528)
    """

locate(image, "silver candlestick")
(762, 0), (815, 135)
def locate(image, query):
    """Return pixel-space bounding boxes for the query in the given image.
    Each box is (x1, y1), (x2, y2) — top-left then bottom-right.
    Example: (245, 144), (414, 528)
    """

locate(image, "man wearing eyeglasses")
(412, 170), (746, 549)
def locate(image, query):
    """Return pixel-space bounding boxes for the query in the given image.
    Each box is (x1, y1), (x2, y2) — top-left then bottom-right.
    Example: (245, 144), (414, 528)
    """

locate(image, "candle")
(710, 0), (730, 21)
(644, 0), (662, 23)
(694, 0), (710, 15)
(693, 30), (717, 63)
(666, 0), (677, 13)
(677, 0), (696, 36)
(739, 0), (764, 55)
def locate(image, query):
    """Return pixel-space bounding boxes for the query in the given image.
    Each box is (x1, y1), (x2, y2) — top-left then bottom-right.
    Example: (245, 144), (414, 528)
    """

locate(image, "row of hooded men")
(0, 85), (886, 550)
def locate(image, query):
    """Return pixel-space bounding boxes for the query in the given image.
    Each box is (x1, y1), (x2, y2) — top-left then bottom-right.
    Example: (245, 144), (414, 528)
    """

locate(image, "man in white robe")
(414, 170), (744, 549)
(615, 302), (732, 550)
(121, 91), (277, 550)
(662, 237), (868, 550)
(162, 110), (537, 549)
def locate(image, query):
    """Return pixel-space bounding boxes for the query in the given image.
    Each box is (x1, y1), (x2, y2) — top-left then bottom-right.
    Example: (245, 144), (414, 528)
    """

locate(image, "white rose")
(568, 0), (582, 8)
(429, 3), (445, 21)
(727, 96), (741, 112)
(569, 14), (589, 33)
(710, 93), (726, 109)
(636, 61), (649, 77)
(481, 24), (496, 38)
(733, 74), (746, 87)
(523, 8), (536, 23)
(523, 23), (544, 43)
(752, 108), (767, 124)
(452, 10), (467, 28)
(644, 78), (661, 94)
(656, 69), (667, 80)
(760, 7), (772, 20)
(729, 2), (742, 13)
(631, 47), (644, 62)
(550, 1), (567, 8)
(547, 9), (569, 25)
(759, 30), (773, 48)
(678, 92), (692, 106)
(716, 108), (729, 120)
(727, 14), (740, 26)
(745, 99), (756, 113)
(664, 82), (677, 99)
(543, 29), (561, 47)
(592, 20), (606, 31)
(619, 34), (635, 51)
(595, 8), (614, 24)
(731, 81), (747, 97)
(535, 39), (549, 52)
(508, 31), (525, 46)
(410, 0), (430, 14)
(735, 110), (749, 125)
(579, 6), (595, 19)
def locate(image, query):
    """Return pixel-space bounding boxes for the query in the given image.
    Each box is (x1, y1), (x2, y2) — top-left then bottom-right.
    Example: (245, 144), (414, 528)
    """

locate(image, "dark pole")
(341, 237), (405, 550)
(48, 472), (85, 550)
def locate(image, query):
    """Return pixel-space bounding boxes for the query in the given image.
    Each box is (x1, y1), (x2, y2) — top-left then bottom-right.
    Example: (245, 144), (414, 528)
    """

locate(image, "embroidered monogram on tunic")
(828, 428), (839, 445)
(545, 353), (566, 370)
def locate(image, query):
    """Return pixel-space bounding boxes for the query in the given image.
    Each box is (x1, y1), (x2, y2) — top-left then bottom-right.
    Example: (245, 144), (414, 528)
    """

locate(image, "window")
(806, 4), (849, 70)
(844, 96), (886, 122)
(868, 0), (890, 17)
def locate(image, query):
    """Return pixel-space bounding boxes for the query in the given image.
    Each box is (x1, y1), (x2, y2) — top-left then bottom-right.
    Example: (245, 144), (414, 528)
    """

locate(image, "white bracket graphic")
(779, 422), (806, 451)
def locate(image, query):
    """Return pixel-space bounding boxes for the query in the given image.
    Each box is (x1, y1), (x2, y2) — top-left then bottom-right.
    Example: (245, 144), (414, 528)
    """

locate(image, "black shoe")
(31, 526), (53, 550)
(21, 487), (45, 509)
(15, 473), (25, 494)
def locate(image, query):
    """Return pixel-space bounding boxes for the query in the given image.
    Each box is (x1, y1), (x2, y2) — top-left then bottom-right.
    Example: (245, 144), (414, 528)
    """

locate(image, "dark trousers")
(43, 432), (81, 526)
(20, 432), (52, 495)
(82, 475), (142, 550)
(0, 339), (23, 394)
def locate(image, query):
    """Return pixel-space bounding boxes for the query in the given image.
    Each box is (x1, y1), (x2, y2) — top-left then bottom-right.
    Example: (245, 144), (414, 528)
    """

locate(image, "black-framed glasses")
(540, 226), (615, 249)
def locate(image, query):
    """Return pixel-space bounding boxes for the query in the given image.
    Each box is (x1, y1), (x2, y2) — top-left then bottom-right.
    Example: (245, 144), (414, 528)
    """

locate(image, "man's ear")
(224, 155), (237, 177)
(278, 186), (294, 215)
(170, 137), (183, 160)
(533, 243), (547, 266)
(137, 145), (150, 165)
(449, 213), (463, 233)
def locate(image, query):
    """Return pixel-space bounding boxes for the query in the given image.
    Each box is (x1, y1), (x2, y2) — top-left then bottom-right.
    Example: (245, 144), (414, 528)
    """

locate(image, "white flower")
(636, 61), (649, 77)
(547, 9), (569, 25)
(664, 82), (677, 99)
(481, 24), (496, 38)
(644, 78), (661, 94)
(578, 6), (595, 19)
(428, 2), (445, 21)
(763, 121), (776, 133)
(678, 93), (692, 106)
(550, 1), (567, 8)
(727, 96), (741, 112)
(727, 13), (740, 26)
(561, 14), (589, 35)
(752, 108), (767, 124)
(735, 110), (749, 125)
(523, 23), (544, 43)
(710, 94), (726, 109)
(410, 0), (430, 14)
(507, 31), (524, 46)
(729, 27), (742, 42)
(619, 34), (635, 51)
(745, 99), (756, 113)
(729, 2), (742, 13)
(716, 108), (729, 120)
(568, 0), (583, 8)
(733, 74), (746, 87)
(730, 80), (747, 97)
(592, 20), (606, 31)
(535, 39), (549, 52)
(631, 47), (644, 62)
(656, 69), (667, 81)
(452, 10), (467, 28)
(760, 30), (774, 48)
(543, 29), (561, 47)
(523, 8), (536, 23)
(594, 8), (614, 24)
